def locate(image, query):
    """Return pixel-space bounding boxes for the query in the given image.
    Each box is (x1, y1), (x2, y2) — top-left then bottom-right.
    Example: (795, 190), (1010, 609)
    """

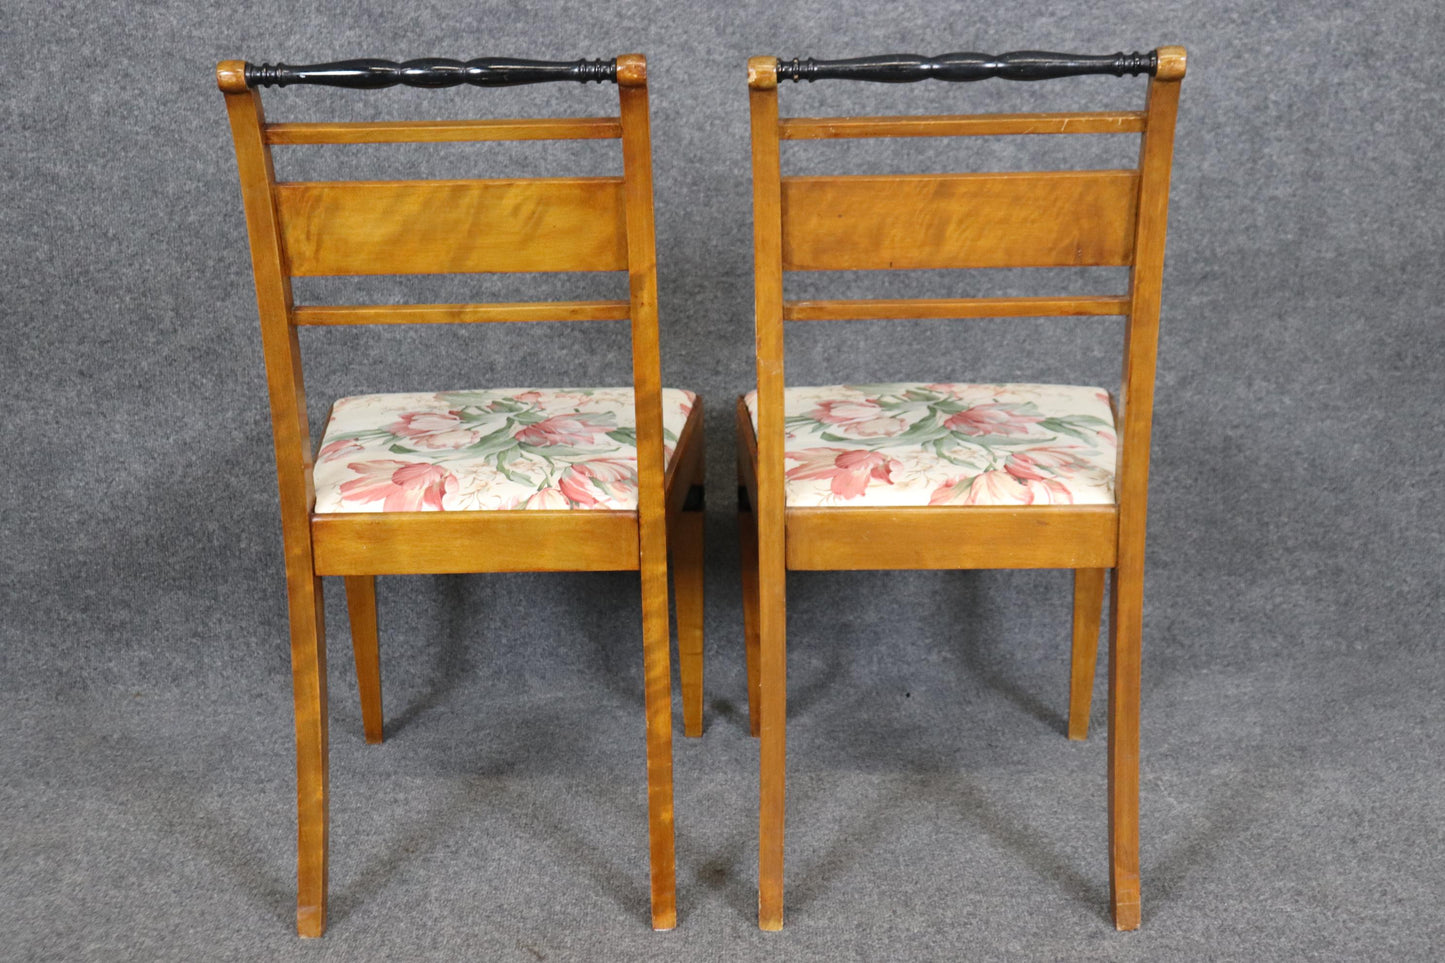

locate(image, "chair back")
(218, 55), (666, 525)
(746, 47), (1186, 520)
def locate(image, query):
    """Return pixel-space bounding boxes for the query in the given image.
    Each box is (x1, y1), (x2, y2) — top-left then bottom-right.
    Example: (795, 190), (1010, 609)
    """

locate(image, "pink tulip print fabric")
(745, 382), (1117, 508)
(313, 388), (696, 513)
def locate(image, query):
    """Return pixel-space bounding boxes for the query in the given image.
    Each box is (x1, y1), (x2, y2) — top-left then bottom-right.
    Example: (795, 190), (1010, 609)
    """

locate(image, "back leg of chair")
(287, 568), (330, 937)
(344, 576), (384, 744)
(1067, 568), (1106, 740)
(639, 537), (678, 929)
(1107, 561), (1143, 930)
(738, 477), (762, 738)
(671, 485), (706, 738)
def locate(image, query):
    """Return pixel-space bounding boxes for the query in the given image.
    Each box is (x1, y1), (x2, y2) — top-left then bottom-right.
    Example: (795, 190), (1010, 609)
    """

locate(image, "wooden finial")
(1155, 46), (1187, 81)
(748, 56), (778, 90)
(616, 53), (647, 87)
(216, 60), (249, 93)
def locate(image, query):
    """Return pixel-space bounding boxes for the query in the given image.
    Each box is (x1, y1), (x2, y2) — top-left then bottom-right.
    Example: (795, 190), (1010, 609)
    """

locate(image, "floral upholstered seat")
(314, 387), (697, 513)
(745, 382), (1117, 508)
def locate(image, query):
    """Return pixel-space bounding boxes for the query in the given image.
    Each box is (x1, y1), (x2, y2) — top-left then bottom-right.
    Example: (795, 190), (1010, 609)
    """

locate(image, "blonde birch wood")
(784, 296), (1129, 321)
(343, 576), (384, 744)
(292, 301), (630, 325)
(619, 58), (678, 931)
(311, 511), (640, 575)
(785, 507), (1117, 569)
(779, 110), (1147, 139)
(737, 398), (762, 739)
(1068, 568), (1106, 741)
(1110, 46), (1184, 931)
(275, 178), (627, 276)
(781, 170), (1139, 270)
(672, 504), (705, 738)
(265, 117), (622, 144)
(749, 56), (789, 932)
(220, 67), (329, 937)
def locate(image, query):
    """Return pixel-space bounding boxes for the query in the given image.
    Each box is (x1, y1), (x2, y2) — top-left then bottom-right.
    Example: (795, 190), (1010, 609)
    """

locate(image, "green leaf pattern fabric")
(313, 388), (696, 513)
(745, 382), (1116, 507)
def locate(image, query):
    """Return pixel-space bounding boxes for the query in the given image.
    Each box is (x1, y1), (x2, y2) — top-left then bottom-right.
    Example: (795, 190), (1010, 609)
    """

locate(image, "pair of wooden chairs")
(219, 46), (1184, 937)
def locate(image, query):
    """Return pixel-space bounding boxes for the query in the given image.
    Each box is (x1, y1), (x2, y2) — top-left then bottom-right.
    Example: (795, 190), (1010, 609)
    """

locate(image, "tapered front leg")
(671, 493), (706, 738)
(1108, 564), (1142, 930)
(287, 569), (329, 937)
(344, 576), (383, 744)
(1068, 568), (1106, 740)
(739, 482), (762, 738)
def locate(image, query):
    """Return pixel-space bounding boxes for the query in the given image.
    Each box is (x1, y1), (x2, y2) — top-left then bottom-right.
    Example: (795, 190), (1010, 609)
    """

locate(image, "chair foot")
(296, 904), (325, 938)
(1112, 896), (1141, 931)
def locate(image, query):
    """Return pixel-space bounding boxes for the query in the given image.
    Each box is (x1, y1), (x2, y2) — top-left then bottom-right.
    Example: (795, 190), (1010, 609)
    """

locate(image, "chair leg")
(739, 485), (762, 738)
(671, 491), (706, 738)
(1108, 562), (1143, 930)
(344, 575), (384, 745)
(639, 544), (678, 930)
(756, 523), (786, 930)
(286, 569), (329, 937)
(1068, 568), (1106, 741)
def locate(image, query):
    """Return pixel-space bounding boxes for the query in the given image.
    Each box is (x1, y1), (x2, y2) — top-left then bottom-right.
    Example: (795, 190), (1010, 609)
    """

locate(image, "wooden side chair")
(218, 53), (704, 936)
(740, 48), (1185, 929)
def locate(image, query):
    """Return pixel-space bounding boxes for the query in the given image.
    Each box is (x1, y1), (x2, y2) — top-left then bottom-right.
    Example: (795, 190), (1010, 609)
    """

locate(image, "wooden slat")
(784, 505), (1118, 570)
(781, 170), (1139, 270)
(292, 300), (629, 325)
(265, 117), (622, 144)
(783, 295), (1130, 321)
(275, 177), (627, 276)
(310, 511), (639, 575)
(780, 111), (1147, 140)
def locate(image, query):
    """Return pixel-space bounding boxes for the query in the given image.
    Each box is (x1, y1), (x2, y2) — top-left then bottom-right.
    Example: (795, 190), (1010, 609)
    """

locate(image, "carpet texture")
(2, 1), (1442, 959)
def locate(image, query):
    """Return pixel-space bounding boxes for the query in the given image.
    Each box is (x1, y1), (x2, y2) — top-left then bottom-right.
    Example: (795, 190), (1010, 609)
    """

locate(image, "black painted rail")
(243, 57), (618, 89)
(776, 51), (1157, 84)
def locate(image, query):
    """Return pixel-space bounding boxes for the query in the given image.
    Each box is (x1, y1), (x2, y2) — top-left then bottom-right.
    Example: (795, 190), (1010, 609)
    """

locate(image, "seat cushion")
(314, 388), (697, 513)
(745, 382), (1116, 507)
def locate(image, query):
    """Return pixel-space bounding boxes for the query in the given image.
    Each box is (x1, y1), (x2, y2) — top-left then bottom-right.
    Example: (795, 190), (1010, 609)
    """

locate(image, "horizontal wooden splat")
(292, 300), (630, 325)
(311, 510), (641, 575)
(780, 170), (1140, 270)
(779, 111), (1147, 139)
(785, 505), (1119, 570)
(274, 177), (628, 275)
(783, 296), (1130, 320)
(264, 117), (623, 144)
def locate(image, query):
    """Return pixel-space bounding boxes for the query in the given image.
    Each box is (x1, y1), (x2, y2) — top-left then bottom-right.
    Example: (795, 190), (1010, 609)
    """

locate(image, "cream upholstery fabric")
(314, 388), (696, 513)
(745, 382), (1117, 507)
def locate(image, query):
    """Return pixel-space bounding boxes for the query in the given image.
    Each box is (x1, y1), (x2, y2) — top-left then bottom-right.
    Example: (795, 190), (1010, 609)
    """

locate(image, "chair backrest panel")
(275, 176), (629, 276)
(780, 169), (1139, 271)
(221, 53), (669, 531)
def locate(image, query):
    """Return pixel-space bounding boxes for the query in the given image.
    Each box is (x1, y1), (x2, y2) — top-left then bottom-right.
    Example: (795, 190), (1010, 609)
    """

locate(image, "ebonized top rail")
(244, 57), (618, 89)
(776, 51), (1157, 84)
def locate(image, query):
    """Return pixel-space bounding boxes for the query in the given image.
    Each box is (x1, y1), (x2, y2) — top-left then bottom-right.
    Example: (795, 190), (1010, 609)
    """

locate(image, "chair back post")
(217, 61), (330, 935)
(217, 61), (318, 560)
(1116, 46), (1186, 558)
(614, 53), (678, 924)
(746, 54), (790, 929)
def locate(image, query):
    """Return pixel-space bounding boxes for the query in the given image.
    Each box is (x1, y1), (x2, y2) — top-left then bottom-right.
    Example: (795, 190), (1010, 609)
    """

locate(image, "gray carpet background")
(3, 1), (1443, 960)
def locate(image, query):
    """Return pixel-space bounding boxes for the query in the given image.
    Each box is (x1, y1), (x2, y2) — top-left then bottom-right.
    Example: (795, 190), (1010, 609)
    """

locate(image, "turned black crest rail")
(775, 51), (1157, 84)
(243, 57), (619, 89)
